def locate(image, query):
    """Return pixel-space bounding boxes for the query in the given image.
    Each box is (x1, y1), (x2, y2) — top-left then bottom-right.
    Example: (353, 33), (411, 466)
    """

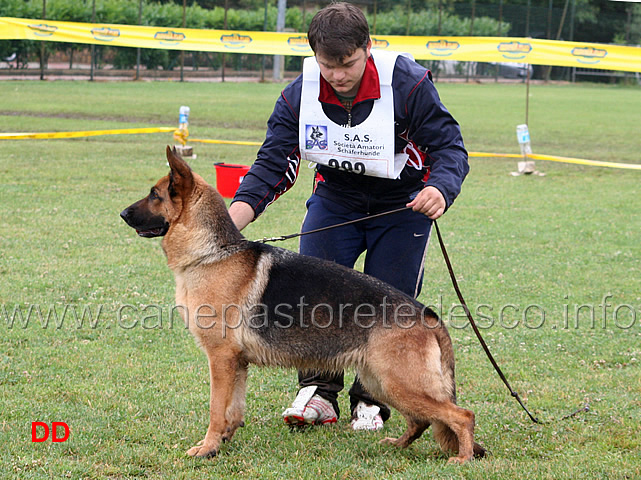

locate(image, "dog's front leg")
(221, 361), (248, 444)
(187, 350), (243, 458)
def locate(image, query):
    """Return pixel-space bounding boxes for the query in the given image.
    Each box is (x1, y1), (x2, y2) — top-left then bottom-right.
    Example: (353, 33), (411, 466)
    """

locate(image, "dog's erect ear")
(166, 145), (194, 195)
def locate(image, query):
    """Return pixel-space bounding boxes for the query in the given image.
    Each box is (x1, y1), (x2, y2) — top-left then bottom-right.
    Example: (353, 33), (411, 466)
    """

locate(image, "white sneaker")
(350, 402), (384, 431)
(282, 386), (337, 427)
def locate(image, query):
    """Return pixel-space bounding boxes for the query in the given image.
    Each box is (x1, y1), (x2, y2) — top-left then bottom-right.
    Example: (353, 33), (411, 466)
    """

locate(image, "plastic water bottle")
(516, 124), (532, 156)
(179, 106), (190, 130)
(174, 106), (190, 147)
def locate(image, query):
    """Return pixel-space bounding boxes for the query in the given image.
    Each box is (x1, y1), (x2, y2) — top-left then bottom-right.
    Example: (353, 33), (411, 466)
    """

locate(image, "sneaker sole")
(352, 424), (383, 431)
(283, 415), (307, 427)
(318, 417), (337, 425)
(283, 415), (337, 427)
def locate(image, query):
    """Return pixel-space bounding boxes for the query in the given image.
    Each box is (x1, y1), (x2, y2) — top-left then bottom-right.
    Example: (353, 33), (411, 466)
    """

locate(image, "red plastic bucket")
(214, 163), (251, 198)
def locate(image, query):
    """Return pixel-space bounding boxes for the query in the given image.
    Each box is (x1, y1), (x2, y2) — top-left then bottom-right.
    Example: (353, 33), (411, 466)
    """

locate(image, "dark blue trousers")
(297, 193), (433, 420)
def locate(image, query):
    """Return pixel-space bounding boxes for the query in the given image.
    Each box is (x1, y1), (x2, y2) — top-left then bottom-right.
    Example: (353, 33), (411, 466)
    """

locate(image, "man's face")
(315, 41), (372, 98)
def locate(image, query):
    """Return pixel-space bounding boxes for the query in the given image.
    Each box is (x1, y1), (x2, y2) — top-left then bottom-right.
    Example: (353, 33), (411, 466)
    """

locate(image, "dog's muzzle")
(120, 207), (170, 238)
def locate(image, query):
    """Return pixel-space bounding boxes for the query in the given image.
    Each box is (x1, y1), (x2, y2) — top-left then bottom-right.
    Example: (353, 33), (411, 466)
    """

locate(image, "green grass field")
(1, 79), (640, 479)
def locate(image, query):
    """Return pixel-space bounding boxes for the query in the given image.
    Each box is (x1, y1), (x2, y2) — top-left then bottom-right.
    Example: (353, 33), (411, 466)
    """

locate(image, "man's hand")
(406, 186), (446, 220)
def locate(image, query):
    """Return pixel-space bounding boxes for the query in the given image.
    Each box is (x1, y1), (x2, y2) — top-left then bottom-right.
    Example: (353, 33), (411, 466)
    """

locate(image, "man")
(229, 2), (468, 431)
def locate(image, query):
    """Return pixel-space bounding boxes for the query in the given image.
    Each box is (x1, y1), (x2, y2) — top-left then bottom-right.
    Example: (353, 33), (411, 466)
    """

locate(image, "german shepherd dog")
(120, 147), (485, 464)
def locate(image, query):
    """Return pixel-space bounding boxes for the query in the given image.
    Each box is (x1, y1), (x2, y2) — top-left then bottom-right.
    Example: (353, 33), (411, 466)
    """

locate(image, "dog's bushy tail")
(434, 320), (457, 404)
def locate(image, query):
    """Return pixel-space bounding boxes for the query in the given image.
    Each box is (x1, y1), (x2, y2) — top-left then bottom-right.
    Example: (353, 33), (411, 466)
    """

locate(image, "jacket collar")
(318, 55), (381, 107)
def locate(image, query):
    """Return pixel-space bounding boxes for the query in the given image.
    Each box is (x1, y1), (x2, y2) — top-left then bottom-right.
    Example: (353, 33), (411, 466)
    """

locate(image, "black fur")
(249, 243), (435, 361)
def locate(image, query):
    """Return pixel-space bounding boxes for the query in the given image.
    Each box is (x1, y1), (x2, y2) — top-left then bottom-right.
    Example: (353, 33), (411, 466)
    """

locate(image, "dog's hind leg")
(380, 417), (430, 448)
(430, 404), (477, 464)
(371, 333), (480, 464)
(386, 394), (477, 464)
(432, 419), (487, 461)
(187, 349), (244, 458)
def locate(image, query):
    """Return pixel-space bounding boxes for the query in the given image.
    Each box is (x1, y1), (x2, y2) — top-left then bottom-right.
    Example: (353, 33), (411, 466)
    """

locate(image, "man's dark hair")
(307, 2), (370, 61)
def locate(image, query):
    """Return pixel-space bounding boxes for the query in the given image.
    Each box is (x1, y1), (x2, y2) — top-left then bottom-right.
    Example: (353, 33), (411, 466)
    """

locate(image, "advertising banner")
(1, 17), (640, 73)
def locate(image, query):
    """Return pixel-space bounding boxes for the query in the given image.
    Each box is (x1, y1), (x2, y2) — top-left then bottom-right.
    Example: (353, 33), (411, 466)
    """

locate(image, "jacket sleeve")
(231, 79), (302, 220)
(401, 66), (469, 209)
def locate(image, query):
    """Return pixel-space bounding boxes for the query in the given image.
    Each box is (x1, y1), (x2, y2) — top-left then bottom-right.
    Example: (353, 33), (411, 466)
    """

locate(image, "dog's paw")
(379, 437), (401, 447)
(186, 442), (218, 458)
(447, 455), (472, 465)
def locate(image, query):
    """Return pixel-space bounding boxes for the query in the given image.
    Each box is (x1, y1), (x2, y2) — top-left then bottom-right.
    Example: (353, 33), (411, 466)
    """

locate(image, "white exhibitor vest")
(299, 50), (409, 180)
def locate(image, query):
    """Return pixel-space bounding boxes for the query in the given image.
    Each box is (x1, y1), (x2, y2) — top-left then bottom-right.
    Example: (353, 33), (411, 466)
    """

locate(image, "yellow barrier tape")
(470, 151), (641, 170)
(469, 152), (521, 159)
(3, 127), (639, 170)
(190, 138), (262, 146)
(526, 153), (641, 170)
(0, 127), (175, 140)
(173, 126), (189, 146)
(1, 17), (640, 73)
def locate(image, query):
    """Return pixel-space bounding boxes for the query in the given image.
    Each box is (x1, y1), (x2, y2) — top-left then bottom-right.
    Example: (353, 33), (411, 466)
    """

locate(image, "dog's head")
(120, 146), (194, 238)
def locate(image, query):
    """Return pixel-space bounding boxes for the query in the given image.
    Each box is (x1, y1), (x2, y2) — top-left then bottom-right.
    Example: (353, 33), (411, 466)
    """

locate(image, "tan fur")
(120, 147), (485, 464)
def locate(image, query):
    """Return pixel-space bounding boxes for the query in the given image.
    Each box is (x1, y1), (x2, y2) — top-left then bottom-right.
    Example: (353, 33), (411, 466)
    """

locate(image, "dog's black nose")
(120, 208), (131, 224)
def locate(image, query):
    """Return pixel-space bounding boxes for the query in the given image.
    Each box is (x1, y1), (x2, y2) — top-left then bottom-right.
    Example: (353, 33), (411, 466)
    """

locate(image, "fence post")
(223, 0), (228, 82)
(495, 0), (503, 82)
(40, 0), (46, 80)
(373, 0), (378, 34)
(136, 0), (142, 81)
(90, 0), (96, 81)
(569, 0), (576, 81)
(406, 0), (411, 36)
(180, 0), (186, 82)
(273, 0), (287, 82)
(261, 0), (268, 82)
(467, 0), (475, 83)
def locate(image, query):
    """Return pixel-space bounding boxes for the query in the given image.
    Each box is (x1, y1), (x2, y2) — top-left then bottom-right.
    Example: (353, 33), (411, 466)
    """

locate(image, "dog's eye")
(149, 188), (160, 201)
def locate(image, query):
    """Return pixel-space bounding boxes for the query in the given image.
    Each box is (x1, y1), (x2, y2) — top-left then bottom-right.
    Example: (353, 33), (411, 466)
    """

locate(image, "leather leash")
(259, 206), (541, 424)
(258, 206), (410, 244)
(433, 220), (540, 424)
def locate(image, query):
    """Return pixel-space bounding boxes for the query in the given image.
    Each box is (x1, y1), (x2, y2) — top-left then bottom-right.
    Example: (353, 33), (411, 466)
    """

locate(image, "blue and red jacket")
(232, 54), (469, 217)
